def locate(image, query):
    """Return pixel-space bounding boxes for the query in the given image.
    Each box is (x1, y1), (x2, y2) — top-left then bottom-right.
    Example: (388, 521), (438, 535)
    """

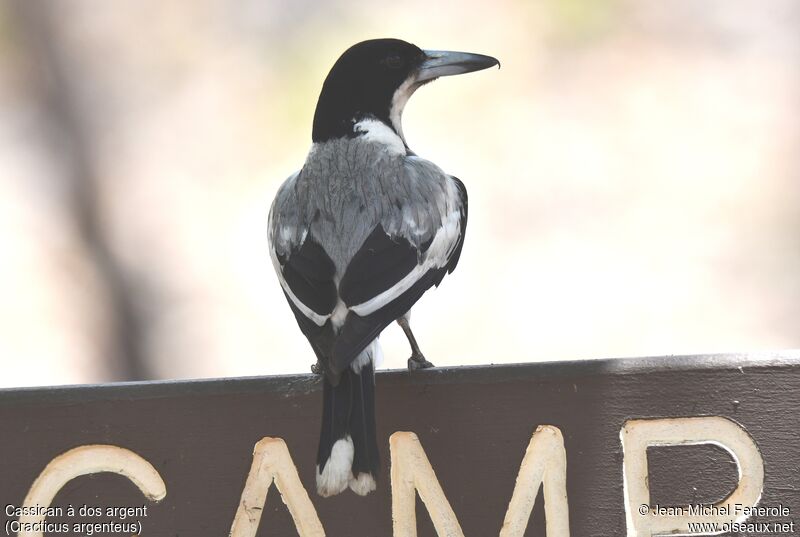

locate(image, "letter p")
(621, 416), (763, 536)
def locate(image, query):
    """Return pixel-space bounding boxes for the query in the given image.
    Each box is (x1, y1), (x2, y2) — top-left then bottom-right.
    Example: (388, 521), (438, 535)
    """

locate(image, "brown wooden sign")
(1, 353), (798, 536)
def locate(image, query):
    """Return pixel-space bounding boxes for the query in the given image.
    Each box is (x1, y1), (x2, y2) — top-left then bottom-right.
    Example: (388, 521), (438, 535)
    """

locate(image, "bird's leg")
(311, 360), (323, 375)
(397, 315), (434, 370)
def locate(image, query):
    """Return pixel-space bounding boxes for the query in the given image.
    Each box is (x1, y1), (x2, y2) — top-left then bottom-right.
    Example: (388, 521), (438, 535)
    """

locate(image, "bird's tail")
(316, 341), (380, 497)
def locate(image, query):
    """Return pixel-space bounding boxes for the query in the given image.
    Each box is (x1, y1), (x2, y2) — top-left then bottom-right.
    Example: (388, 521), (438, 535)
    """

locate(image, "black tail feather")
(317, 370), (351, 472)
(350, 361), (379, 478)
(316, 359), (379, 496)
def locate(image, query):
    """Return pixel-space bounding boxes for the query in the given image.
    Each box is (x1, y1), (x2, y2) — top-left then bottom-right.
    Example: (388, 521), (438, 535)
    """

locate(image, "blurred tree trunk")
(9, 0), (151, 381)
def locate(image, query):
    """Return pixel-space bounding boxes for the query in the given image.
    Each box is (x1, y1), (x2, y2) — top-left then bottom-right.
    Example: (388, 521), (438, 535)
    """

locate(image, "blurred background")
(0, 0), (797, 388)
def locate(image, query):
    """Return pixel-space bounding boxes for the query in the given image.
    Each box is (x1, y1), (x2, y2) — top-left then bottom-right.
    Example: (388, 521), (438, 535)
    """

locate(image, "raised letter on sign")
(392, 426), (570, 537)
(390, 432), (465, 537)
(500, 425), (570, 537)
(621, 416), (764, 536)
(20, 444), (166, 537)
(229, 437), (325, 537)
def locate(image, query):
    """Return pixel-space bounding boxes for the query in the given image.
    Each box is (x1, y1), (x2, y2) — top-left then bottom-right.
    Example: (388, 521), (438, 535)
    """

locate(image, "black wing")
(275, 237), (338, 365)
(278, 237), (338, 316)
(331, 174), (468, 374)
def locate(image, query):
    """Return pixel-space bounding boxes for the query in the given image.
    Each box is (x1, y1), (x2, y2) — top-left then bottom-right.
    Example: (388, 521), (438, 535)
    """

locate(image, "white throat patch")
(352, 74), (421, 156)
(389, 76), (419, 143)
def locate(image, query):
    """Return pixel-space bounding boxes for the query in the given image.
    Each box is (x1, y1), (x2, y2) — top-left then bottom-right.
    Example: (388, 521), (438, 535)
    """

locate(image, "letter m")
(391, 425), (570, 537)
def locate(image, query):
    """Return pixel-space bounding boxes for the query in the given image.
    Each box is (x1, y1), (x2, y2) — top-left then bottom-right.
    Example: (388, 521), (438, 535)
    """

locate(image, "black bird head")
(312, 38), (499, 144)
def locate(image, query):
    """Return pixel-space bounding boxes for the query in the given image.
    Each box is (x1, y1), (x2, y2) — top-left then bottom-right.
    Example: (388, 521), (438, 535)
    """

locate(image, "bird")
(267, 38), (498, 497)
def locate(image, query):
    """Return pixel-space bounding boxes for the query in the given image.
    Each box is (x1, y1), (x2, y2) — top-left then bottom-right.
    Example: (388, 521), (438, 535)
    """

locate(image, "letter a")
(229, 437), (325, 537)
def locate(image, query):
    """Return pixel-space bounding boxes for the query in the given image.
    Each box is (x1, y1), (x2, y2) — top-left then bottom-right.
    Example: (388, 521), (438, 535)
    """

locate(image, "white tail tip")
(316, 437), (354, 497)
(349, 472), (377, 496)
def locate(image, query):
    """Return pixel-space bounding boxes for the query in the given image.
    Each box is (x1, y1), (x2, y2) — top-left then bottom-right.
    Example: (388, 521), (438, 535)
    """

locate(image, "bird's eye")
(384, 55), (403, 69)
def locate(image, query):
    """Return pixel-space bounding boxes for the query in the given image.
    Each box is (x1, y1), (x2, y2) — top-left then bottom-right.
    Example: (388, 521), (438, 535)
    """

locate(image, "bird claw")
(407, 354), (435, 370)
(311, 361), (323, 375)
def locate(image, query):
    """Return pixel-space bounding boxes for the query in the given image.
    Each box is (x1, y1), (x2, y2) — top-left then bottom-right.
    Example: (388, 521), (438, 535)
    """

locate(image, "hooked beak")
(417, 49), (500, 83)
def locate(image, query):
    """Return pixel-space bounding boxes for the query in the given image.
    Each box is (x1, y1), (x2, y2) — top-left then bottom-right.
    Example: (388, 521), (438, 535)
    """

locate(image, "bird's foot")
(311, 361), (323, 375)
(407, 353), (434, 370)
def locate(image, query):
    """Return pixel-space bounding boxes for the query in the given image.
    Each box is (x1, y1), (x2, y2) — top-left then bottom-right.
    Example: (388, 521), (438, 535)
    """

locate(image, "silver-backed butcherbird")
(268, 38), (499, 496)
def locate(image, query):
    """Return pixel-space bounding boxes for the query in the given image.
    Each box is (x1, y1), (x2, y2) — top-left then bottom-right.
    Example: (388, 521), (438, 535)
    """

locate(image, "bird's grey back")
(269, 137), (457, 275)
